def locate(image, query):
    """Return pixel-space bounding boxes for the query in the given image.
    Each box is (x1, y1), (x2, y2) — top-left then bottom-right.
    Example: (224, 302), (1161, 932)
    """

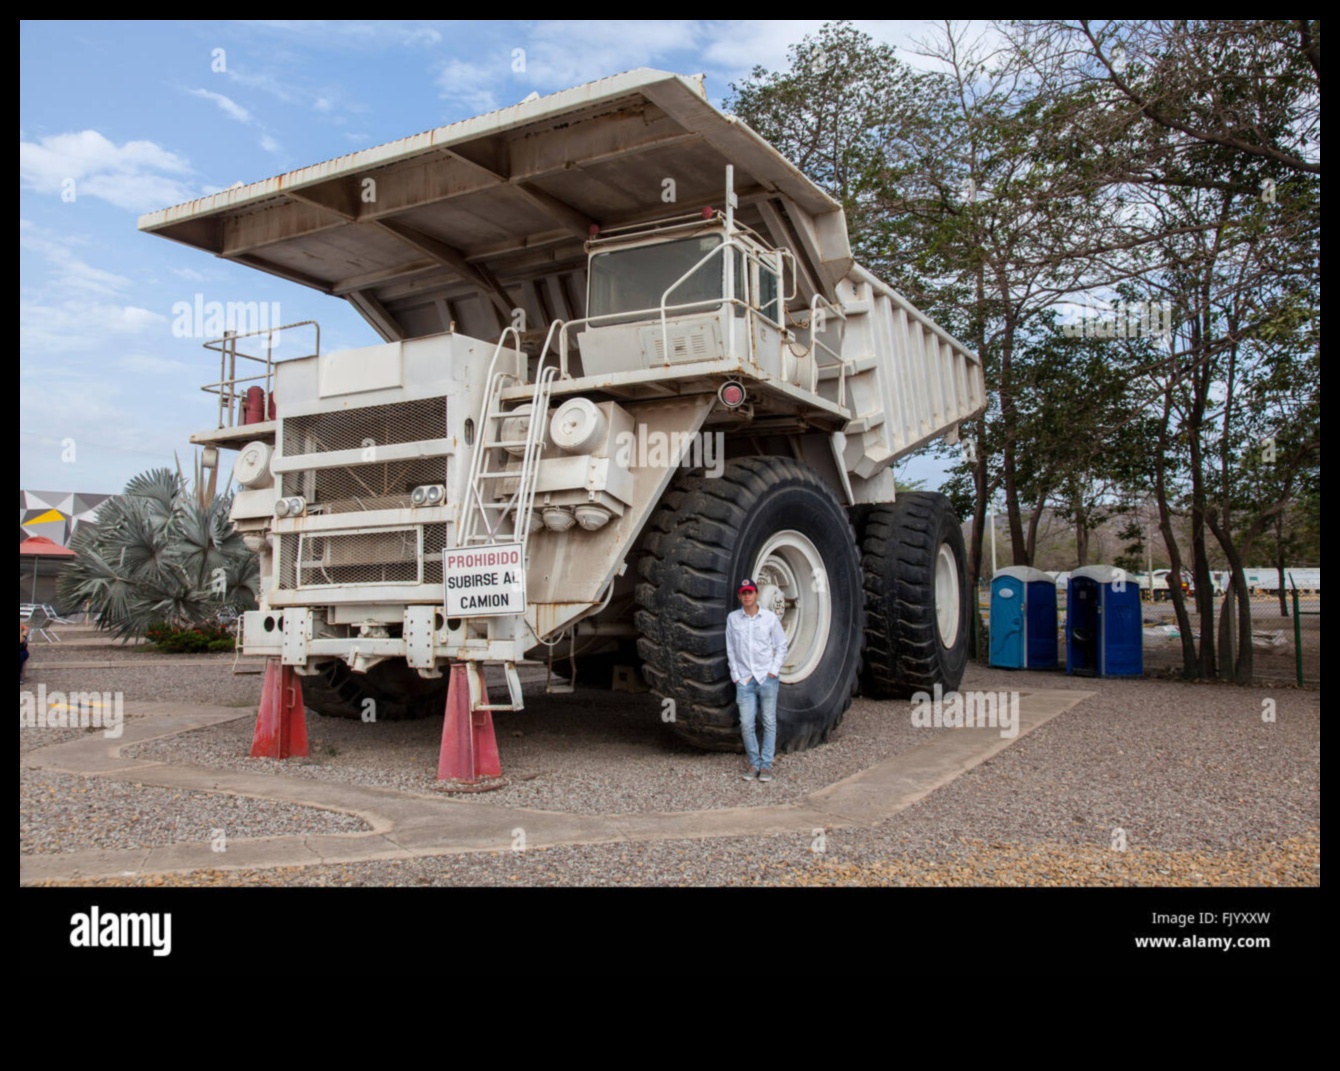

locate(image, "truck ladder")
(451, 332), (560, 716)
(459, 346), (558, 550)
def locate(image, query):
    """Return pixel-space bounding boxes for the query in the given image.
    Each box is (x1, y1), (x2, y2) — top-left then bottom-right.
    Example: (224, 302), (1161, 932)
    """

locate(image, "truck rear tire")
(299, 659), (447, 721)
(851, 493), (969, 698)
(636, 456), (864, 752)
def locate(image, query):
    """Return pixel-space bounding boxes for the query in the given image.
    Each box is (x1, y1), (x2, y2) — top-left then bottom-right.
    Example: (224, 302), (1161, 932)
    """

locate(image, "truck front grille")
(276, 522), (447, 591)
(281, 456), (445, 515)
(282, 397), (446, 454)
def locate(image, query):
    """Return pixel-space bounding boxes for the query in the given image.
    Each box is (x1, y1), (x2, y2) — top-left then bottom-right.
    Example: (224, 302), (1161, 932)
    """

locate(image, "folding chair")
(26, 608), (62, 643)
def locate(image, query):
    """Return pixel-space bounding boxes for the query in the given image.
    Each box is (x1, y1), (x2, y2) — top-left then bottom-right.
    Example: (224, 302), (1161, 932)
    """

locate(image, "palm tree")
(58, 465), (259, 640)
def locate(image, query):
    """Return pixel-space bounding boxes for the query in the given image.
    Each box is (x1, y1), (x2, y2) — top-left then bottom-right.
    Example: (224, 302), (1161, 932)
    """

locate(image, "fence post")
(1291, 581), (1303, 687)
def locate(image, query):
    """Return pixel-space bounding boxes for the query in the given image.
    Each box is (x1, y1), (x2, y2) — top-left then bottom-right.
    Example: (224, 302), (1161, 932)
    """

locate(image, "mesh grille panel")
(283, 398), (447, 454)
(296, 528), (420, 587)
(278, 535), (297, 590)
(423, 523), (447, 586)
(282, 456), (446, 514)
(275, 525), (445, 591)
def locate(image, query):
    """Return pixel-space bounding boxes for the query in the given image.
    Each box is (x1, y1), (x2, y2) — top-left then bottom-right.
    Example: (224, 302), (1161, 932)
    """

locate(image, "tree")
(58, 466), (259, 641)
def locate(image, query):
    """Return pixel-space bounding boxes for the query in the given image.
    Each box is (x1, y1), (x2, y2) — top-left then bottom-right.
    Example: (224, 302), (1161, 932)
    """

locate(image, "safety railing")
(201, 321), (320, 430)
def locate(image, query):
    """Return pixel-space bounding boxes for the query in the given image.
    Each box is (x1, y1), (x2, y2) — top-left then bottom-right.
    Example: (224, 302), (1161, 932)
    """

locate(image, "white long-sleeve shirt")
(725, 607), (788, 684)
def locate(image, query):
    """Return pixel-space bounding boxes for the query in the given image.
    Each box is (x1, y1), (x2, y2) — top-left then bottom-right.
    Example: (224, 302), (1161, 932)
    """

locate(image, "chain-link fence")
(1136, 590), (1319, 684)
(976, 583), (1320, 685)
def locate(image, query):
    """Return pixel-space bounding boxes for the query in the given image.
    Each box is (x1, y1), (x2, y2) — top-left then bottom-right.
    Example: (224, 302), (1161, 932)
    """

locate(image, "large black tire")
(851, 493), (969, 698)
(299, 659), (447, 721)
(636, 456), (864, 752)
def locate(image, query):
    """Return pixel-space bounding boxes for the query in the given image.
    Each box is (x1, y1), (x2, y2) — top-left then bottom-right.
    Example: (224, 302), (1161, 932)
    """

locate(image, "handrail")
(807, 295), (848, 403)
(460, 329), (525, 546)
(557, 229), (801, 381)
(200, 320), (320, 430)
(658, 240), (732, 362)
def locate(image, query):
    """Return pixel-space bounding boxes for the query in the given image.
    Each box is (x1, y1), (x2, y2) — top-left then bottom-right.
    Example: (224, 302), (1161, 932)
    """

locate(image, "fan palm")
(58, 466), (260, 640)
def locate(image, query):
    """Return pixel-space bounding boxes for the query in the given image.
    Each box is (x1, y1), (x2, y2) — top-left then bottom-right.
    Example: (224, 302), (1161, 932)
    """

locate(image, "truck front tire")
(636, 457), (864, 752)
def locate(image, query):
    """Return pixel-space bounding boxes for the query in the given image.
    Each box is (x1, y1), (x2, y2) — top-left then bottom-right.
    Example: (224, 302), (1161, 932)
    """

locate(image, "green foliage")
(730, 19), (1319, 678)
(58, 466), (259, 641)
(144, 621), (237, 653)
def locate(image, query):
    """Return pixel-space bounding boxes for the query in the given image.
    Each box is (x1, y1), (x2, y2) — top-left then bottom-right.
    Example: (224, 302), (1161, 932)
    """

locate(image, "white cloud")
(19, 363), (198, 491)
(259, 134), (282, 154)
(698, 20), (829, 77)
(402, 27), (442, 47)
(187, 87), (253, 123)
(117, 354), (188, 375)
(19, 130), (196, 212)
(20, 224), (130, 297)
(522, 21), (702, 88)
(436, 58), (500, 113)
(172, 267), (208, 282)
(20, 300), (167, 356)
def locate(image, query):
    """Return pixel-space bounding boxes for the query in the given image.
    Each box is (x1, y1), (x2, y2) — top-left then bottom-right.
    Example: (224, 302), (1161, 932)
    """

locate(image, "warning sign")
(443, 543), (526, 616)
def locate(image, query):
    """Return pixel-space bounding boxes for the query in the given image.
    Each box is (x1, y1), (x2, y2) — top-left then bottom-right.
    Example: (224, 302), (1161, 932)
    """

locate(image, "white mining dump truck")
(140, 69), (986, 755)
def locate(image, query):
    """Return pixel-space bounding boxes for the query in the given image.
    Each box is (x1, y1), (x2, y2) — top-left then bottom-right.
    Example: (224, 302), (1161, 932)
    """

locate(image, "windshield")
(588, 235), (723, 321)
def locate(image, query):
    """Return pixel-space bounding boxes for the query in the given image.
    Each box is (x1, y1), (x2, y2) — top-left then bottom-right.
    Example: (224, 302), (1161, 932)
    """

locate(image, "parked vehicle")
(140, 70), (987, 752)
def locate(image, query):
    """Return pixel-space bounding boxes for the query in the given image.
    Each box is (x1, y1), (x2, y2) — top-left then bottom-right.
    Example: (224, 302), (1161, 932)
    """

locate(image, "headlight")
(412, 484), (445, 507)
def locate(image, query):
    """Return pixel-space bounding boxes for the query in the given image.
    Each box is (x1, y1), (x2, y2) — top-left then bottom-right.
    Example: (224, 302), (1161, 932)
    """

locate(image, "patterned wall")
(19, 490), (113, 547)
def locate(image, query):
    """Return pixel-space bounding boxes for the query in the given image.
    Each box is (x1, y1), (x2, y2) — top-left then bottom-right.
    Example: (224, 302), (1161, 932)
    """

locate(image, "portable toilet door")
(1097, 567), (1143, 676)
(1023, 570), (1059, 669)
(990, 570), (1027, 668)
(1066, 571), (1101, 676)
(1067, 565), (1143, 677)
(991, 567), (1057, 669)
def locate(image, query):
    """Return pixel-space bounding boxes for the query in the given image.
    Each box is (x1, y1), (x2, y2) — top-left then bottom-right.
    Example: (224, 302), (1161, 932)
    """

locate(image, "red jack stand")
(250, 658), (310, 759)
(437, 662), (502, 786)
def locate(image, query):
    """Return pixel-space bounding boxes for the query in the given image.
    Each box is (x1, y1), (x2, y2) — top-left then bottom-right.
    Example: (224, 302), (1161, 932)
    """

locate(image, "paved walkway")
(20, 690), (1091, 883)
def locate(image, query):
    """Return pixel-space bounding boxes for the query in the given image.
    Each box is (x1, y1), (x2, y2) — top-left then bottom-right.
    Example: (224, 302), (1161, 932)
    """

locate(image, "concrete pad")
(810, 689), (1091, 823)
(20, 689), (1092, 883)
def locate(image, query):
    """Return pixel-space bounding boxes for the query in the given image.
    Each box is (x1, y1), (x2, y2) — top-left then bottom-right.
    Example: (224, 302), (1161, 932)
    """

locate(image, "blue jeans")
(736, 675), (779, 771)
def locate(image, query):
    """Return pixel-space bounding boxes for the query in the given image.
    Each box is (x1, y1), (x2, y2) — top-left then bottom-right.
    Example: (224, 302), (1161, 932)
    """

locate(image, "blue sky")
(21, 19), (949, 496)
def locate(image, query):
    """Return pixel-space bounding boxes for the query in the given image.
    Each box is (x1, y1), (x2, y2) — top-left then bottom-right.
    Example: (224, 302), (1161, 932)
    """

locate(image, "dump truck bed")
(141, 68), (984, 478)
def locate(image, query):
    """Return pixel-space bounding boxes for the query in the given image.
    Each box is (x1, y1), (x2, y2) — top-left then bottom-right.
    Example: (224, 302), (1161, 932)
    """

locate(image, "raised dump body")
(140, 68), (986, 753)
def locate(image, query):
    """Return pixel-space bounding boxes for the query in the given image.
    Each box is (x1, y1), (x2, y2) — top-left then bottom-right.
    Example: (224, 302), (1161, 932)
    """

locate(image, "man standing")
(725, 578), (788, 782)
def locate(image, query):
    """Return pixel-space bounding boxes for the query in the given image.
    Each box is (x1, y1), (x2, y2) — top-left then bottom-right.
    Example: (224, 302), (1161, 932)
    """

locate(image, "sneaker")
(742, 766), (760, 781)
(758, 768), (774, 783)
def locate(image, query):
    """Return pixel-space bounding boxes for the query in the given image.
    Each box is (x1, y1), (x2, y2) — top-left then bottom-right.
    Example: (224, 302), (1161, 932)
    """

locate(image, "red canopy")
(18, 536), (77, 558)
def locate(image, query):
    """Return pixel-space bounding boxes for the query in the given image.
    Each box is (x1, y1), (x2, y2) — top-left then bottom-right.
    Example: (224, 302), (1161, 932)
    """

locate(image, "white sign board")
(443, 543), (526, 616)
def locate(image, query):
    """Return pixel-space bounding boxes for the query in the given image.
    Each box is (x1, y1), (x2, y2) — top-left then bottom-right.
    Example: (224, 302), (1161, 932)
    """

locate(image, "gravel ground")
(21, 638), (1320, 886)
(38, 829), (1318, 887)
(19, 726), (90, 756)
(24, 655), (266, 709)
(125, 676), (951, 813)
(20, 769), (369, 854)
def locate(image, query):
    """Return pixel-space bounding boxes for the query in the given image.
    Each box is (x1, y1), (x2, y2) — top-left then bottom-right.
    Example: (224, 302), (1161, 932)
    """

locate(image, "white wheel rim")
(935, 543), (961, 648)
(753, 530), (831, 682)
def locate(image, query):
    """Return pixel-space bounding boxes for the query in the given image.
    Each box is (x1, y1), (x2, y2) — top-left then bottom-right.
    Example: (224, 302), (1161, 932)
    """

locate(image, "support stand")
(250, 658), (309, 758)
(437, 662), (503, 786)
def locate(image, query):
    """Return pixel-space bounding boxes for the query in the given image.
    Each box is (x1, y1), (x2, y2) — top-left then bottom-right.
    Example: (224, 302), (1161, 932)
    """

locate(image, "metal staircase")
(454, 330), (560, 711)
(460, 337), (558, 549)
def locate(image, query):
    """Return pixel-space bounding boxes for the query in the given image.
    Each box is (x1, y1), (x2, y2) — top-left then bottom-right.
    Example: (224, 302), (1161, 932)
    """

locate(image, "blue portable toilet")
(1066, 565), (1143, 677)
(990, 567), (1058, 669)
